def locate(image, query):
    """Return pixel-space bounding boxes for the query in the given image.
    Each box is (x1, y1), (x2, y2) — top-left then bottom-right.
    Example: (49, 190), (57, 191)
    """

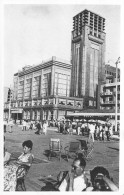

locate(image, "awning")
(66, 113), (120, 117)
(65, 112), (120, 121)
(11, 108), (23, 113)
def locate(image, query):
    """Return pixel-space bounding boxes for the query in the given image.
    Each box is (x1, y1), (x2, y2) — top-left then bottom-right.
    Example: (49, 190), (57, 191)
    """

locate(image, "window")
(89, 48), (98, 98)
(32, 76), (41, 98)
(89, 100), (93, 106)
(18, 80), (24, 100)
(24, 78), (32, 99)
(54, 73), (70, 97)
(42, 73), (51, 96)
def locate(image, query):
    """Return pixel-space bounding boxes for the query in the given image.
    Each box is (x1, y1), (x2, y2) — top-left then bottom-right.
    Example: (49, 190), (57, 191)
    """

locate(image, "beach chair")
(64, 141), (81, 161)
(81, 141), (94, 161)
(48, 138), (62, 161)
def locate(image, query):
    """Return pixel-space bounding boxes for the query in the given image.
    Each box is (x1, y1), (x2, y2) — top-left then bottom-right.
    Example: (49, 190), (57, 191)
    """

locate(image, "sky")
(3, 3), (121, 87)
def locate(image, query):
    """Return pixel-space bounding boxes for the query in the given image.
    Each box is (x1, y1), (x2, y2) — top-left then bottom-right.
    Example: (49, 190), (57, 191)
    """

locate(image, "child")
(4, 140), (34, 191)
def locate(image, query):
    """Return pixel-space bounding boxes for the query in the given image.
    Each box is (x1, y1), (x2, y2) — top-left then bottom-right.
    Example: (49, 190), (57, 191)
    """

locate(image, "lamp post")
(8, 87), (12, 122)
(115, 57), (120, 132)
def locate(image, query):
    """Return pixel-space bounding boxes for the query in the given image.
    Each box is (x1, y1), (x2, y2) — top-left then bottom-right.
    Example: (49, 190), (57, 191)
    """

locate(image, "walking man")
(88, 123), (95, 143)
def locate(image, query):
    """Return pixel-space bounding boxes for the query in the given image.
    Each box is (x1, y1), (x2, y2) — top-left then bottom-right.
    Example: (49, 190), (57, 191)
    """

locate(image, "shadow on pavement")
(108, 147), (119, 151)
(39, 176), (59, 191)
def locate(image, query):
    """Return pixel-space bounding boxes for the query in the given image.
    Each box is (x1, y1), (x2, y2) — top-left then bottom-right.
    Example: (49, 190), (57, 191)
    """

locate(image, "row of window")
(18, 72), (71, 99)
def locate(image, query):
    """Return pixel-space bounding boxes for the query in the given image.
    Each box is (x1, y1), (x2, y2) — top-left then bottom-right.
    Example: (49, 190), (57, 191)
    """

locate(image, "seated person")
(4, 147), (11, 165)
(4, 136), (11, 165)
(16, 140), (34, 167)
(57, 156), (87, 191)
(86, 166), (118, 191)
(4, 140), (34, 191)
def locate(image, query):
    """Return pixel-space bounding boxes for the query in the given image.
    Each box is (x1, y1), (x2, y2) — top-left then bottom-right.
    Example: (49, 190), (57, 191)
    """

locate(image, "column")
(51, 65), (55, 96)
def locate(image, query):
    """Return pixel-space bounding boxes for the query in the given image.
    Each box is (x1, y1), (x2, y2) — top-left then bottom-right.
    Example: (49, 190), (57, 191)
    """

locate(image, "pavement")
(4, 125), (119, 191)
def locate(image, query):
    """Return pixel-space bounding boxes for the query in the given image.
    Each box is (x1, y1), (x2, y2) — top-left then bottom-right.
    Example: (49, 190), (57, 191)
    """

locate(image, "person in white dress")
(43, 121), (48, 135)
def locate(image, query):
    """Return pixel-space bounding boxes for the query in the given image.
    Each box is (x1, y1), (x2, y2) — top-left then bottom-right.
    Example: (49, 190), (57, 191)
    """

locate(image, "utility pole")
(115, 57), (120, 132)
(8, 87), (12, 122)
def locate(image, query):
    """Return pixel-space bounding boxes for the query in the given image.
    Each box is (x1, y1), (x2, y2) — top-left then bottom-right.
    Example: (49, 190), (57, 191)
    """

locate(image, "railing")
(101, 92), (113, 96)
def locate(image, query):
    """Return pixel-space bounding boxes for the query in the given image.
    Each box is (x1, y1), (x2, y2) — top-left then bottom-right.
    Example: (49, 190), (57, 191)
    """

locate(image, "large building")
(70, 9), (106, 109)
(4, 9), (120, 121)
(4, 57), (83, 121)
(100, 64), (120, 112)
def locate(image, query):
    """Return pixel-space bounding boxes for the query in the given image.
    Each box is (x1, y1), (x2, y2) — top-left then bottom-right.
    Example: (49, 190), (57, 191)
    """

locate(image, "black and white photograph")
(2, 0), (124, 192)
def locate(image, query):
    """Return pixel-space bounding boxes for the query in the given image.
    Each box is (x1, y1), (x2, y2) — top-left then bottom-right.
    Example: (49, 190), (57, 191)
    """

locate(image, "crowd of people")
(4, 118), (116, 142)
(3, 118), (119, 191)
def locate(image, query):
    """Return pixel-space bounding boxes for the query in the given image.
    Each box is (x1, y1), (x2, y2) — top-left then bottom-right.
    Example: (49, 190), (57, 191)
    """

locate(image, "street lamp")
(115, 57), (120, 132)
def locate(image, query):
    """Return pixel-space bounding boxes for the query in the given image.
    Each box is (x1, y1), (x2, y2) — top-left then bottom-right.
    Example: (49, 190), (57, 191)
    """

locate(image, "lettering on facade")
(37, 100), (42, 106)
(75, 101), (82, 107)
(67, 100), (74, 106)
(42, 99), (48, 105)
(59, 99), (66, 105)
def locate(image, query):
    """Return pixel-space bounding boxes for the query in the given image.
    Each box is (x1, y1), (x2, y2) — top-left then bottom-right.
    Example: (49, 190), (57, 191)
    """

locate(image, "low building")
(100, 64), (120, 114)
(4, 57), (83, 121)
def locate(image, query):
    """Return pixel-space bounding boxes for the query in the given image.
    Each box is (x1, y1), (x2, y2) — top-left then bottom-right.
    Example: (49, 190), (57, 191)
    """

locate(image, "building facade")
(100, 64), (120, 112)
(70, 9), (106, 109)
(4, 57), (83, 121)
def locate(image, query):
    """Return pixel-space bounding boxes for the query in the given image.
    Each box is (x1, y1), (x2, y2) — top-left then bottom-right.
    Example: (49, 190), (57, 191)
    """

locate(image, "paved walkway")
(4, 125), (119, 191)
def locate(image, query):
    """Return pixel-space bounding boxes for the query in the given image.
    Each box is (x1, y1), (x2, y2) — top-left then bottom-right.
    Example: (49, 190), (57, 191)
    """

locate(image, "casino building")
(4, 57), (83, 121)
(4, 9), (115, 121)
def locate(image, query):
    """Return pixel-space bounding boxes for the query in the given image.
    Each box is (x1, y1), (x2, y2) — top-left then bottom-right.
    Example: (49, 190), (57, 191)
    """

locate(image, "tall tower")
(70, 9), (106, 109)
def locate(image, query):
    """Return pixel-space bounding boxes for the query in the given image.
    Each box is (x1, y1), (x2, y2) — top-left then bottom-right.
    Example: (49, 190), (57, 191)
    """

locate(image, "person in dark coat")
(35, 121), (41, 135)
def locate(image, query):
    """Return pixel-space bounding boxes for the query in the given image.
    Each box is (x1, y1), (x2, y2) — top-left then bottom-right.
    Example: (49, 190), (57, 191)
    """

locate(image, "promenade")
(4, 125), (119, 191)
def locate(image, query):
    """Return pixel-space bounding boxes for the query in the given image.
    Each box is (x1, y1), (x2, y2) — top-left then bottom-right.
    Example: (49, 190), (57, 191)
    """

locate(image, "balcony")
(101, 100), (120, 105)
(101, 101), (115, 105)
(100, 92), (113, 96)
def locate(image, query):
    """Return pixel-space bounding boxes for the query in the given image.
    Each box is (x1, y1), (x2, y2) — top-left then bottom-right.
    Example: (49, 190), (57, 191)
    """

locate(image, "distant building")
(70, 9), (106, 109)
(4, 87), (9, 103)
(4, 87), (14, 119)
(100, 64), (120, 113)
(4, 57), (83, 121)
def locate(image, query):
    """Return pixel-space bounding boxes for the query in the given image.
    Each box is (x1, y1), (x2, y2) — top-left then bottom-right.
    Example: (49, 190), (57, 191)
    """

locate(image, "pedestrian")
(4, 120), (7, 133)
(35, 121), (41, 135)
(8, 119), (13, 133)
(77, 124), (81, 135)
(81, 122), (85, 136)
(60, 121), (64, 134)
(43, 121), (48, 135)
(96, 124), (100, 140)
(99, 124), (103, 141)
(102, 125), (105, 141)
(88, 123), (95, 143)
(69, 121), (73, 135)
(105, 124), (110, 141)
(57, 120), (61, 133)
(109, 124), (113, 137)
(29, 121), (33, 130)
(22, 120), (26, 131)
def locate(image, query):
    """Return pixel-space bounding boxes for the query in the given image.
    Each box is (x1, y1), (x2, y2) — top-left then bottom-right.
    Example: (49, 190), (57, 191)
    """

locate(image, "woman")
(4, 140), (34, 191)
